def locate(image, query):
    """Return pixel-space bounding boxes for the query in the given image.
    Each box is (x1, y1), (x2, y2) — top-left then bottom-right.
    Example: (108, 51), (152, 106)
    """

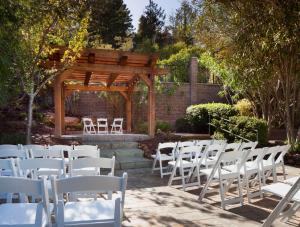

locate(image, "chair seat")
(168, 160), (193, 167)
(64, 200), (117, 223)
(284, 177), (299, 185)
(200, 168), (238, 179)
(151, 153), (173, 161)
(0, 203), (49, 226)
(262, 182), (300, 203)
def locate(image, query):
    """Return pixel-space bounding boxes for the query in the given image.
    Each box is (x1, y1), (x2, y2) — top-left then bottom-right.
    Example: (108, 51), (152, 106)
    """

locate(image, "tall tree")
(136, 0), (166, 45)
(87, 0), (133, 48)
(195, 0), (300, 144)
(14, 0), (89, 143)
(169, 0), (197, 45)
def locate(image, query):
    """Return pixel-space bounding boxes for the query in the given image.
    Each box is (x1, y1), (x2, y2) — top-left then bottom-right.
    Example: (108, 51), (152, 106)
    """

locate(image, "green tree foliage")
(135, 0), (166, 50)
(10, 0), (89, 143)
(195, 0), (300, 144)
(169, 0), (197, 45)
(87, 0), (133, 48)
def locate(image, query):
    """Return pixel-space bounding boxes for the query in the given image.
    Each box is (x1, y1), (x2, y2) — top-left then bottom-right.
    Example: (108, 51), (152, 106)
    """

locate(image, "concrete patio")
(118, 166), (300, 227)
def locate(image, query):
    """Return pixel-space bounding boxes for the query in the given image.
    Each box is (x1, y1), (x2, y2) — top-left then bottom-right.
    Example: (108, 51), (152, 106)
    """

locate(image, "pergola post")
(54, 77), (62, 137)
(61, 84), (65, 134)
(126, 92), (132, 133)
(148, 75), (156, 137)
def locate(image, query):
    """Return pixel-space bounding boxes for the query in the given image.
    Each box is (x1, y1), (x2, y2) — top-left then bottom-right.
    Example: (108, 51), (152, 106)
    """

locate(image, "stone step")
(100, 148), (144, 159)
(115, 156), (152, 170)
(85, 141), (139, 150)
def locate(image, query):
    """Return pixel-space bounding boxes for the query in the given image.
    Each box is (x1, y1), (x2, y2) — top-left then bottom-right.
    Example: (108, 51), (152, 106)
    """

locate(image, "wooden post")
(54, 77), (62, 137)
(61, 84), (65, 134)
(126, 92), (132, 133)
(148, 75), (156, 137)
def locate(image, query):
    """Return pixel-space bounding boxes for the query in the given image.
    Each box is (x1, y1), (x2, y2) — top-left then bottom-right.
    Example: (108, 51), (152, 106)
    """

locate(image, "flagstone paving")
(117, 166), (300, 227)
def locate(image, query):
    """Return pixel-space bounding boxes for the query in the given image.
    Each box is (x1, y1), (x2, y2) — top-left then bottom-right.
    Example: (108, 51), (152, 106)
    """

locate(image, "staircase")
(85, 141), (152, 170)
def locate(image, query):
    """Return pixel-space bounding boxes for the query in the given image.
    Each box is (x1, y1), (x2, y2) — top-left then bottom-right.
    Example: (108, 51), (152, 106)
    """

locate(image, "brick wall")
(68, 83), (225, 128)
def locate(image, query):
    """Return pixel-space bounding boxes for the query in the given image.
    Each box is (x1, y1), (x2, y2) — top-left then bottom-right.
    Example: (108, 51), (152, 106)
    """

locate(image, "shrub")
(186, 103), (237, 133)
(213, 116), (268, 146)
(0, 133), (26, 144)
(156, 120), (172, 133)
(175, 117), (192, 132)
(234, 99), (253, 116)
(135, 122), (148, 134)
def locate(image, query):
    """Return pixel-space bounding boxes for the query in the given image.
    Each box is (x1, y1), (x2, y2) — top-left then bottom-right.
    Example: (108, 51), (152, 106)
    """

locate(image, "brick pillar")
(189, 57), (198, 105)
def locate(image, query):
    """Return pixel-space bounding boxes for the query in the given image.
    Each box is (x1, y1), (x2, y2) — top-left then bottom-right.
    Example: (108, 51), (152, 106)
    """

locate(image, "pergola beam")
(70, 63), (167, 76)
(65, 84), (129, 92)
(106, 73), (119, 88)
(119, 55), (128, 66)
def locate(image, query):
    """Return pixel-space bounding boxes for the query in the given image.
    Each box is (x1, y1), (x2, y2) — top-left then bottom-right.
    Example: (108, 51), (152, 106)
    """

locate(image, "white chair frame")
(151, 142), (177, 178)
(97, 118), (109, 134)
(82, 117), (97, 134)
(111, 118), (123, 134)
(0, 176), (51, 227)
(51, 173), (128, 227)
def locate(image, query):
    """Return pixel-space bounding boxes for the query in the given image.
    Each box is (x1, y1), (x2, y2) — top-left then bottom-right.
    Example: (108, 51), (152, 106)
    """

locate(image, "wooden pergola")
(51, 48), (167, 137)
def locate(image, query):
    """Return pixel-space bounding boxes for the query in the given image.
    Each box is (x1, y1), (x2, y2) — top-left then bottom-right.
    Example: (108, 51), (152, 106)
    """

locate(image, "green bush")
(234, 99), (253, 116)
(186, 103), (237, 133)
(135, 122), (148, 134)
(213, 116), (268, 146)
(0, 133), (26, 144)
(290, 141), (300, 153)
(175, 117), (192, 132)
(156, 120), (172, 133)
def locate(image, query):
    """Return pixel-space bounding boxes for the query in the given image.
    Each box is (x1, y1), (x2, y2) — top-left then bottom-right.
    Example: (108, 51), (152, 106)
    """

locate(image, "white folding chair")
(111, 118), (123, 134)
(0, 144), (22, 151)
(70, 145), (100, 160)
(24, 144), (47, 158)
(0, 176), (52, 227)
(70, 156), (115, 177)
(0, 146), (27, 159)
(97, 118), (109, 134)
(0, 159), (18, 202)
(151, 142), (177, 178)
(168, 146), (201, 191)
(47, 145), (72, 158)
(82, 117), (96, 134)
(51, 173), (128, 227)
(262, 177), (300, 226)
(201, 143), (226, 168)
(199, 149), (251, 209)
(17, 158), (66, 179)
(261, 145), (289, 184)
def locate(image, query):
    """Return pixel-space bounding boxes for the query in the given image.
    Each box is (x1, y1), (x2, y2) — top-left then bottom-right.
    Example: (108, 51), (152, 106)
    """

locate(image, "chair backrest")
(24, 144), (47, 158)
(70, 156), (115, 177)
(97, 118), (108, 125)
(224, 142), (241, 152)
(264, 145), (289, 166)
(239, 141), (258, 152)
(246, 147), (266, 169)
(17, 158), (66, 179)
(206, 143), (226, 159)
(195, 140), (213, 148)
(0, 176), (51, 225)
(112, 118), (123, 126)
(157, 142), (177, 159)
(178, 146), (200, 162)
(212, 139), (227, 145)
(0, 144), (21, 150)
(51, 172), (128, 210)
(47, 145), (71, 158)
(275, 145), (290, 164)
(218, 149), (249, 170)
(69, 147), (100, 163)
(0, 147), (27, 159)
(0, 158), (17, 176)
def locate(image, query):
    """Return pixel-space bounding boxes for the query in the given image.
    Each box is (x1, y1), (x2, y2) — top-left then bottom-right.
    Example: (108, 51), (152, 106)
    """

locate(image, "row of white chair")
(152, 140), (290, 209)
(83, 117), (123, 134)
(0, 173), (127, 227)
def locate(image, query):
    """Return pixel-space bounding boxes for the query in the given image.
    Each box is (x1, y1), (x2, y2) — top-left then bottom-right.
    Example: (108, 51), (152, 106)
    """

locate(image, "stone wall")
(68, 82), (226, 128)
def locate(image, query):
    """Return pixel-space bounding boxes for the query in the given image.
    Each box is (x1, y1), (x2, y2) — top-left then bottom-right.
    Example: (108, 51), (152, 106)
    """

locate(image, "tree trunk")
(26, 92), (35, 144)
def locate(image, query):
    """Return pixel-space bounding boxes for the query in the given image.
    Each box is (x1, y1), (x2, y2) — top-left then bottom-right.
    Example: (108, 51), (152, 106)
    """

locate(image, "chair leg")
(244, 173), (251, 203)
(272, 166), (278, 183)
(219, 179), (226, 210)
(168, 166), (177, 186)
(151, 158), (157, 173)
(282, 163), (286, 180)
(237, 176), (243, 206)
(159, 159), (164, 178)
(180, 166), (186, 191)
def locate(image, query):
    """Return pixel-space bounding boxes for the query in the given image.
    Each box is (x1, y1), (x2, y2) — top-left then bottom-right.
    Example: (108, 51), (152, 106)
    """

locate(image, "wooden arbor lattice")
(52, 48), (167, 137)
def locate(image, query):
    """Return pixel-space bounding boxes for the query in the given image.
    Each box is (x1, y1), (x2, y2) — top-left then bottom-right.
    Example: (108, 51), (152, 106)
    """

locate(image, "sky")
(123, 0), (182, 31)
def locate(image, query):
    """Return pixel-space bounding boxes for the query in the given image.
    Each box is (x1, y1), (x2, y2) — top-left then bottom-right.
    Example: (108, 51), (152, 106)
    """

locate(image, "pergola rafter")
(51, 47), (168, 137)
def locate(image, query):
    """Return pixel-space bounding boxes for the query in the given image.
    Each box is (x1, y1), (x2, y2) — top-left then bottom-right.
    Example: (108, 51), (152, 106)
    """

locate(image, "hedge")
(185, 103), (237, 133)
(212, 116), (268, 146)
